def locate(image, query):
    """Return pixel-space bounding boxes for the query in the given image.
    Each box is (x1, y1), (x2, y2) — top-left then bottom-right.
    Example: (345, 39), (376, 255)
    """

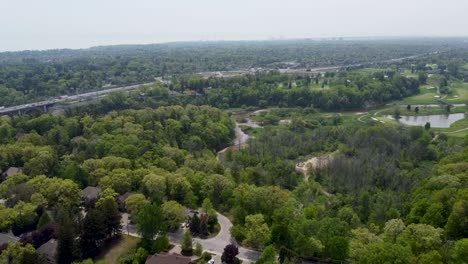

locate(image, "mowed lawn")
(96, 235), (140, 264)
(444, 82), (468, 104)
(403, 86), (439, 104)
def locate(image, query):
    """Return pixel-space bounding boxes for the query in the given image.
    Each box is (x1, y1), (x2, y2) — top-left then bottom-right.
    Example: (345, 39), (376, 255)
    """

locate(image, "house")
(146, 253), (192, 264)
(3, 167), (22, 178)
(116, 192), (134, 211)
(81, 186), (101, 206)
(1, 167), (23, 182)
(37, 239), (57, 264)
(0, 232), (19, 246)
(184, 209), (196, 219)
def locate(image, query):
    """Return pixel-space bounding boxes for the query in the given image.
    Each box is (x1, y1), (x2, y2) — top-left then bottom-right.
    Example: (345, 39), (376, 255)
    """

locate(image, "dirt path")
(442, 127), (468, 134)
(296, 154), (335, 197)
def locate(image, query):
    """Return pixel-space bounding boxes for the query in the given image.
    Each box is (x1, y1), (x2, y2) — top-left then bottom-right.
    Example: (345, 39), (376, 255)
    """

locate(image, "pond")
(384, 113), (466, 128)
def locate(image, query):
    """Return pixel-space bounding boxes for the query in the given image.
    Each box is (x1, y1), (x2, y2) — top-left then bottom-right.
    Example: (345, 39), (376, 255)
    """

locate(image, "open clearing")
(96, 235), (140, 264)
(403, 85), (440, 104)
(444, 82), (468, 104)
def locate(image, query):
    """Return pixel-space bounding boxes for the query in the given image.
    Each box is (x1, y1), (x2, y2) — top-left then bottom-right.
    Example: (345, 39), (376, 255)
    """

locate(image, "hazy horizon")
(3, 0), (468, 52)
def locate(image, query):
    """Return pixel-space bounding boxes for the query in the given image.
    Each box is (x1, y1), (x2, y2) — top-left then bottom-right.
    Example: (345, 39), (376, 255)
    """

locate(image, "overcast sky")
(2, 0), (468, 51)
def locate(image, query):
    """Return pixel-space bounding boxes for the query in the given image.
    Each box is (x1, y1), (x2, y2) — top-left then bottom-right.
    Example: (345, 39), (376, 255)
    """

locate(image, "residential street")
(121, 212), (261, 263)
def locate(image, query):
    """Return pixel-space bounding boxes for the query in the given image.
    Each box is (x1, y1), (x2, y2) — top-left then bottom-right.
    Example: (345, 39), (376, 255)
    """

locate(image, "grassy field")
(432, 118), (468, 137)
(401, 69), (418, 78)
(352, 67), (391, 74)
(402, 81), (468, 105)
(443, 82), (468, 104)
(403, 85), (440, 104)
(378, 105), (468, 116)
(96, 235), (140, 264)
(368, 104), (468, 138)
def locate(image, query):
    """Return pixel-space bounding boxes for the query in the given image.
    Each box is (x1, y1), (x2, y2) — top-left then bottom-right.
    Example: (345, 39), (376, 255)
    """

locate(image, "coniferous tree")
(80, 209), (105, 258)
(57, 210), (76, 264)
(199, 213), (209, 237)
(96, 198), (121, 240)
(180, 231), (193, 256)
(189, 213), (200, 234)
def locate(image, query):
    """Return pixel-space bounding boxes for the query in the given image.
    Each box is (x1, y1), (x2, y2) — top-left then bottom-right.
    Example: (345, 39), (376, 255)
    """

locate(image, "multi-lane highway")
(0, 82), (154, 115)
(0, 51), (442, 115)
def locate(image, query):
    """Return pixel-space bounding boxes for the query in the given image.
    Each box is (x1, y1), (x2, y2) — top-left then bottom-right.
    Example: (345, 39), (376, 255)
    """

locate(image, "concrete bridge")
(0, 82), (153, 116)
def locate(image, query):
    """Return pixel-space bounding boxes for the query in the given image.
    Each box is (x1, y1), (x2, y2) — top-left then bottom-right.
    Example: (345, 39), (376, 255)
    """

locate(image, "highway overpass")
(0, 82), (154, 115)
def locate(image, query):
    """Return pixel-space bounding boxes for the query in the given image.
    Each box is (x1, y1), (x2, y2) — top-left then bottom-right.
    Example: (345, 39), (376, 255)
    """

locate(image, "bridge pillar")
(43, 105), (47, 113)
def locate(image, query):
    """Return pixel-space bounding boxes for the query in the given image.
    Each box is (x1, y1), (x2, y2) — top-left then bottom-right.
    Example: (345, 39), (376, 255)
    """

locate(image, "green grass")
(96, 235), (140, 264)
(426, 63), (438, 70)
(352, 68), (389, 74)
(444, 82), (468, 104)
(403, 85), (440, 104)
(379, 105), (468, 116)
(432, 118), (468, 136)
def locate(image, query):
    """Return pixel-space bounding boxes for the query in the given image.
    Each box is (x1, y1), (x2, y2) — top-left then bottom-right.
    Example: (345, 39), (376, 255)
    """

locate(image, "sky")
(1, 0), (468, 52)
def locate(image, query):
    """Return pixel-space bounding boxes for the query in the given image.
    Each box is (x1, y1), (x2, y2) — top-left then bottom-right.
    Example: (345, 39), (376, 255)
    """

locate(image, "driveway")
(121, 212), (261, 263)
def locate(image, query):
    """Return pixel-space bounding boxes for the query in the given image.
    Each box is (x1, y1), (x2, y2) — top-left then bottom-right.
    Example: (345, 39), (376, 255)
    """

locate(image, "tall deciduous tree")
(136, 203), (164, 248)
(161, 200), (186, 231)
(221, 244), (239, 264)
(243, 214), (270, 249)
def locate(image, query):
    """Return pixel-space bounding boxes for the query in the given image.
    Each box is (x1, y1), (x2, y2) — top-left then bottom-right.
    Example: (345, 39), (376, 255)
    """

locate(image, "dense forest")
(0, 38), (466, 102)
(1, 39), (468, 264)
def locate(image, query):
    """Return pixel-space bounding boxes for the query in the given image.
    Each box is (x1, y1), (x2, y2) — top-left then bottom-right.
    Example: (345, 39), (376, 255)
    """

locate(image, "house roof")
(117, 192), (134, 203)
(146, 253), (191, 264)
(4, 167), (22, 177)
(37, 239), (57, 259)
(184, 209), (197, 218)
(81, 186), (101, 200)
(0, 233), (19, 245)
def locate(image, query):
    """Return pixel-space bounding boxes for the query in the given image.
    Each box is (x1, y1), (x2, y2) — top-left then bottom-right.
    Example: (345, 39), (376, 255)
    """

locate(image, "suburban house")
(81, 186), (101, 207)
(1, 167), (22, 182)
(116, 192), (134, 211)
(0, 232), (20, 247)
(37, 238), (57, 264)
(145, 253), (192, 264)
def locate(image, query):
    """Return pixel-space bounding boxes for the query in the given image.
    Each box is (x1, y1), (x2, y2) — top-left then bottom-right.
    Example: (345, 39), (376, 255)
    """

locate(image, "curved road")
(121, 212), (261, 262)
(195, 213), (261, 262)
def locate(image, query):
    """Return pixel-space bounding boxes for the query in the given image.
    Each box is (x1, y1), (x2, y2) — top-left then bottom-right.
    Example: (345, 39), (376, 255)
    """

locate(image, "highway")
(0, 51), (441, 115)
(0, 82), (154, 115)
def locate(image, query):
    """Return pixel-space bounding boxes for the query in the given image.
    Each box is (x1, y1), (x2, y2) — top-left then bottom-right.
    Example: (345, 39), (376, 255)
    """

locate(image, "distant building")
(37, 239), (57, 264)
(146, 253), (192, 264)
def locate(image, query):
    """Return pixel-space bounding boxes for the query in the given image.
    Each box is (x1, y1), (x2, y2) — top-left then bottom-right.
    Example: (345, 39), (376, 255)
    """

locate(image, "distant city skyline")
(2, 0), (468, 52)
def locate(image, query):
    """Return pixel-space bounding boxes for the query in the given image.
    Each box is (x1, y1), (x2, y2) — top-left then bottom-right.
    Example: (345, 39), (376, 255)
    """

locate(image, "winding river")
(216, 122), (250, 161)
(216, 110), (267, 161)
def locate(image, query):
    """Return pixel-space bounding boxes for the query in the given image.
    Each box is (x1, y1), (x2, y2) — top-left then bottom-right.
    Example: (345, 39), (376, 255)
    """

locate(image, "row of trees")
(0, 39), (454, 99)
